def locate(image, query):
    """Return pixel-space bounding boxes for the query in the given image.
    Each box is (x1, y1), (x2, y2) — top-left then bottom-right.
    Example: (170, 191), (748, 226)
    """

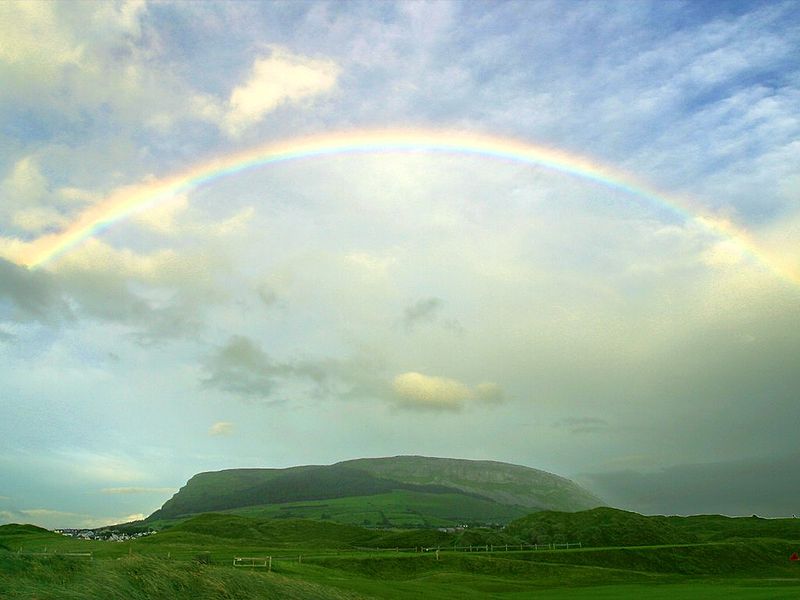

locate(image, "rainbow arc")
(15, 128), (798, 287)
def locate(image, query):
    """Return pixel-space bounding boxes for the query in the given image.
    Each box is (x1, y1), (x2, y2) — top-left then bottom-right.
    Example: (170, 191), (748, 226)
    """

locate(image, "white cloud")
(702, 239), (747, 268)
(345, 252), (397, 276)
(132, 193), (254, 237)
(0, 2), (84, 68)
(1, 156), (100, 235)
(132, 194), (191, 235)
(0, 156), (62, 233)
(223, 48), (340, 136)
(209, 421), (234, 436)
(2, 156), (47, 205)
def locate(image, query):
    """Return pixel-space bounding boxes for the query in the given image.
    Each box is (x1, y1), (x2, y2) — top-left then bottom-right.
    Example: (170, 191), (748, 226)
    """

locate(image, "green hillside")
(147, 456), (603, 528)
(506, 507), (690, 547)
(506, 507), (800, 548)
(663, 513), (800, 542)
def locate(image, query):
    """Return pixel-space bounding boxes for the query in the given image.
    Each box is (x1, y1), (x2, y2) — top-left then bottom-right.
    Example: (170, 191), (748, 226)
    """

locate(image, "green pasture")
(2, 514), (799, 599)
(150, 489), (529, 530)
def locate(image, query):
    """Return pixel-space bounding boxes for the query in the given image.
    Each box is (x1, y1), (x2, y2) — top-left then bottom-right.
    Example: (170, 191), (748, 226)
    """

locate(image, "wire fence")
(15, 551), (93, 560)
(11, 541), (582, 568)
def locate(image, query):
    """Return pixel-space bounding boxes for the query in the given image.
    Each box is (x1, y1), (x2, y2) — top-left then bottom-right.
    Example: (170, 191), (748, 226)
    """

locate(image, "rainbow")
(15, 128), (798, 286)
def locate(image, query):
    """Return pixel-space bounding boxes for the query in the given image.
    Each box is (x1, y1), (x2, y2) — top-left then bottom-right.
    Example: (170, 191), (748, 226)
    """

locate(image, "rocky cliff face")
(338, 456), (604, 511)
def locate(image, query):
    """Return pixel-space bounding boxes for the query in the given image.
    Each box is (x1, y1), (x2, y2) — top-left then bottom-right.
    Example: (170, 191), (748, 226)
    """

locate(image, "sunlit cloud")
(391, 372), (505, 411)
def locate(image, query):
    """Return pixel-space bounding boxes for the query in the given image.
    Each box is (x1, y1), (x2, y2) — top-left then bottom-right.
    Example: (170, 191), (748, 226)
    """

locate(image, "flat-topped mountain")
(339, 456), (602, 511)
(147, 456), (604, 528)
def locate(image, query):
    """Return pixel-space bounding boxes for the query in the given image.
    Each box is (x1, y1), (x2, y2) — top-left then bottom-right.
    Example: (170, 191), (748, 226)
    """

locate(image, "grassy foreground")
(2, 512), (799, 599)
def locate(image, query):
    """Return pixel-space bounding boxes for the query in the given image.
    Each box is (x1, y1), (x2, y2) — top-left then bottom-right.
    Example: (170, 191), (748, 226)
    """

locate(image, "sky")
(1, 0), (799, 529)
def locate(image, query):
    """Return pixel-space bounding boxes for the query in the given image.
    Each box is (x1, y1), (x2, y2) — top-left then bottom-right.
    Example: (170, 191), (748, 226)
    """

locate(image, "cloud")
(202, 335), (392, 405)
(256, 283), (278, 307)
(391, 372), (504, 411)
(40, 239), (229, 343)
(0, 257), (68, 322)
(132, 194), (191, 235)
(131, 192), (255, 238)
(222, 47), (340, 136)
(474, 382), (504, 405)
(0, 242), (215, 338)
(555, 417), (611, 434)
(0, 2), (85, 69)
(203, 335), (277, 398)
(208, 421), (234, 436)
(56, 451), (147, 485)
(580, 453), (800, 517)
(9, 508), (147, 529)
(400, 297), (464, 334)
(402, 297), (443, 329)
(202, 335), (329, 400)
(99, 487), (176, 495)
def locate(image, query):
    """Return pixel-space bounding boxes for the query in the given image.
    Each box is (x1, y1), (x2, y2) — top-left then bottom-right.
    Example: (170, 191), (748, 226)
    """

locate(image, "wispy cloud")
(208, 422), (234, 437)
(15, 509), (146, 529)
(99, 487), (176, 495)
(555, 417), (611, 434)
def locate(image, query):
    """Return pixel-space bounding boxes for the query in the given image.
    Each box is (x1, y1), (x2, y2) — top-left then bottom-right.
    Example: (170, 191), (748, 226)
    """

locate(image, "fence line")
(16, 551), (93, 560)
(11, 541), (582, 568)
(233, 556), (270, 569)
(350, 542), (581, 554)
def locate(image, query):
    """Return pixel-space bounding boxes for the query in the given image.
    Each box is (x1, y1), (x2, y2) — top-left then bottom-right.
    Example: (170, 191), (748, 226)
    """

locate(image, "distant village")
(54, 529), (157, 542)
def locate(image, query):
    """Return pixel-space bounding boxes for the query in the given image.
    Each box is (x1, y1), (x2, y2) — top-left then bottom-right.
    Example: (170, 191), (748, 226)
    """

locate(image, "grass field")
(2, 513), (799, 599)
(229, 489), (531, 526)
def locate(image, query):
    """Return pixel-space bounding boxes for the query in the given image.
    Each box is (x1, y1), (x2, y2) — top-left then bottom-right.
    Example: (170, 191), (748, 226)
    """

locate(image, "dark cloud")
(202, 335), (389, 403)
(402, 297), (444, 330)
(0, 258), (69, 323)
(202, 335), (336, 400)
(580, 453), (800, 517)
(257, 285), (278, 308)
(401, 297), (463, 334)
(202, 335), (278, 397)
(54, 268), (201, 344)
(0, 258), (201, 343)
